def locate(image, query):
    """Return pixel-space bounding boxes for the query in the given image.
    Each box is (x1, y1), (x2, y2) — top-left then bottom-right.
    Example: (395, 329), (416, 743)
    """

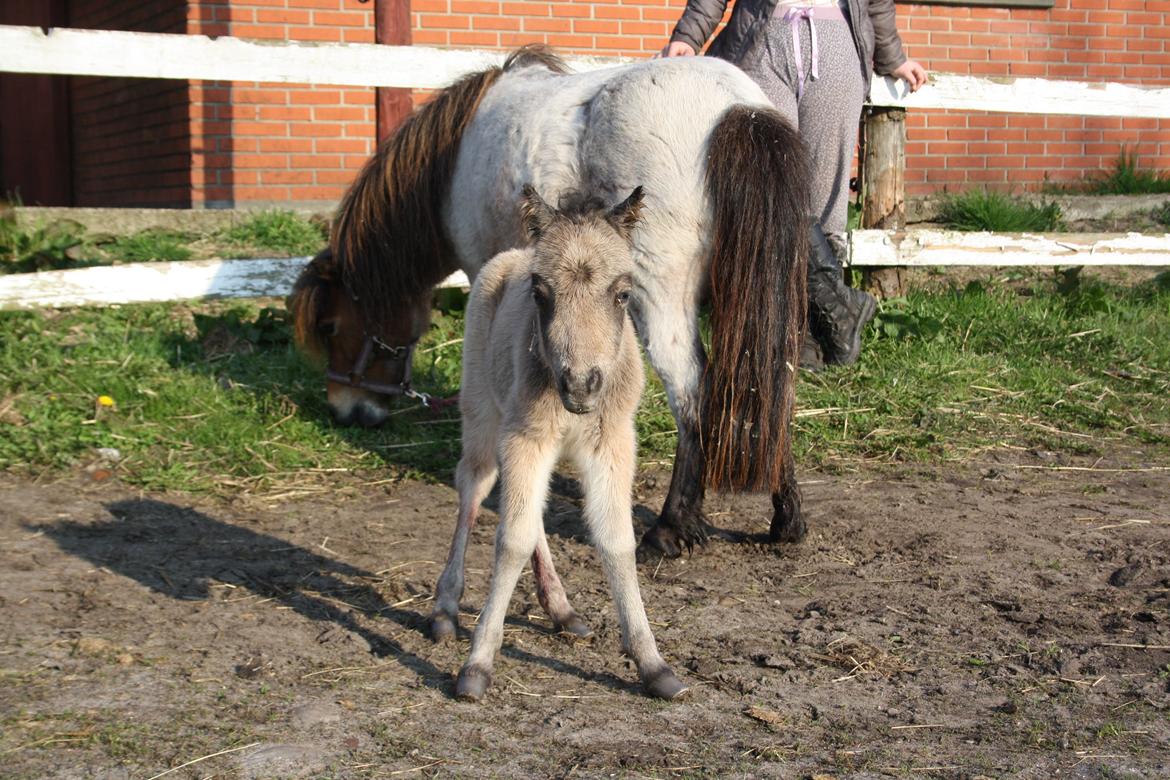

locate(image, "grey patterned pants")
(736, 16), (865, 238)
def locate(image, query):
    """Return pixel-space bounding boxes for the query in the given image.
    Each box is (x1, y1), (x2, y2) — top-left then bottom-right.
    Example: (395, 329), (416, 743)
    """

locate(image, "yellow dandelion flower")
(97, 395), (115, 407)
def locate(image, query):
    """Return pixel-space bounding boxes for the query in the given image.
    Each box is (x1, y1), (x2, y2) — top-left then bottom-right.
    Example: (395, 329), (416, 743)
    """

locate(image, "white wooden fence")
(1, 24), (1168, 310)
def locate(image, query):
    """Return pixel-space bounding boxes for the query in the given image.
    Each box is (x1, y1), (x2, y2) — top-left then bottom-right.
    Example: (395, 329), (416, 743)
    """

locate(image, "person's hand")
(657, 40), (697, 58)
(891, 59), (928, 92)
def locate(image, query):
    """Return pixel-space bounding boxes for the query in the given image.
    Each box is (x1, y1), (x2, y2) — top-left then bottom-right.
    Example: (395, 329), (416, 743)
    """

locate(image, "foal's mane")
(332, 45), (567, 331)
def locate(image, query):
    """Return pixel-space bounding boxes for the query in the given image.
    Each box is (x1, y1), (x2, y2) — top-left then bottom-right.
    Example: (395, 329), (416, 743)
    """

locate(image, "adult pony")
(289, 46), (810, 558)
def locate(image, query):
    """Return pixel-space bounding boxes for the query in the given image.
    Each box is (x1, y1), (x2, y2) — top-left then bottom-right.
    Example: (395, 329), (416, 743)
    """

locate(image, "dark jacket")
(669, 0), (908, 95)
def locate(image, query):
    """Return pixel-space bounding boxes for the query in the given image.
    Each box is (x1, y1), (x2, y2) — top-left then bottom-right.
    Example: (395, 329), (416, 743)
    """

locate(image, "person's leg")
(797, 18), (876, 366)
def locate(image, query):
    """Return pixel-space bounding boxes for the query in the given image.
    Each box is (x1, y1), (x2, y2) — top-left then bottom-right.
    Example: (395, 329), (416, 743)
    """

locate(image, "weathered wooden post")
(858, 105), (906, 297)
(375, 0), (412, 143)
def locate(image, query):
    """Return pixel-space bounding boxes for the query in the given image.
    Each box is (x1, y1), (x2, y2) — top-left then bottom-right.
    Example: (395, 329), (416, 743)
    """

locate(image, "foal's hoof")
(454, 665), (492, 702)
(642, 667), (688, 700)
(555, 614), (594, 641)
(430, 612), (458, 643)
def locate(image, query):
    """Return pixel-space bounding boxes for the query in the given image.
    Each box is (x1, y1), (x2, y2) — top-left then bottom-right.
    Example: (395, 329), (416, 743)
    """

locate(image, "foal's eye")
(615, 290), (631, 307)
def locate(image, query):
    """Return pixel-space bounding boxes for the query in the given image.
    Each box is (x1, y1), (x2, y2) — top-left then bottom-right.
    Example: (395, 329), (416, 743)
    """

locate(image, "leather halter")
(326, 334), (419, 398)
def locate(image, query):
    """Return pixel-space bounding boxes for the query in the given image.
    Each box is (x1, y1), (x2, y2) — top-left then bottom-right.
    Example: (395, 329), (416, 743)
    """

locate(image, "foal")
(433, 186), (686, 701)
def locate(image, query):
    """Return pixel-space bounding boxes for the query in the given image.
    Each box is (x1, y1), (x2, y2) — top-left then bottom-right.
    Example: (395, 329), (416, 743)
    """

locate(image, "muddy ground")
(1, 446), (1168, 779)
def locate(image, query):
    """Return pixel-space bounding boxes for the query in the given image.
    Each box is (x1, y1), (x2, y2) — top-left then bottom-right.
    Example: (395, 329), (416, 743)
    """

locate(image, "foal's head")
(287, 248), (431, 428)
(520, 185), (644, 415)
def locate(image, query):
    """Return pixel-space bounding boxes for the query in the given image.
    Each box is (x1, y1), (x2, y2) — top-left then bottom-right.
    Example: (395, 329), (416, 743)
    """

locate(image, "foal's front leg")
(578, 426), (686, 699)
(455, 431), (558, 701)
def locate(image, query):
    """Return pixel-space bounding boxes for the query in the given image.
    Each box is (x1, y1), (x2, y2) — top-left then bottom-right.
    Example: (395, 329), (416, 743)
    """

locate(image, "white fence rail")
(4, 25), (1170, 117)
(1, 24), (1168, 310)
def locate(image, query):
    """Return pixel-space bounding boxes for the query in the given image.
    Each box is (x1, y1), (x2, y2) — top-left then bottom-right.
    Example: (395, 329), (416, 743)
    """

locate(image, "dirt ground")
(1, 445), (1168, 779)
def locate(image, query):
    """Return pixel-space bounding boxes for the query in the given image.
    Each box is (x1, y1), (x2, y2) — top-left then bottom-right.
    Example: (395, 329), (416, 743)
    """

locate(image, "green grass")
(102, 230), (193, 263)
(938, 190), (1063, 232)
(1, 210), (327, 276)
(220, 210), (328, 256)
(1, 270), (1168, 492)
(1086, 149), (1170, 196)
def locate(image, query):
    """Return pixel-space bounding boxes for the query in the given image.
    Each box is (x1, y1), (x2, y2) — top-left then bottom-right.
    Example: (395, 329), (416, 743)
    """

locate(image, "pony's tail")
(701, 105), (809, 493)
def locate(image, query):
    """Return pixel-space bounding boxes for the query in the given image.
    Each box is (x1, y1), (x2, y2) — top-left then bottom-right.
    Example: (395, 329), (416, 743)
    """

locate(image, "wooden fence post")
(858, 106), (907, 297)
(375, 0), (412, 143)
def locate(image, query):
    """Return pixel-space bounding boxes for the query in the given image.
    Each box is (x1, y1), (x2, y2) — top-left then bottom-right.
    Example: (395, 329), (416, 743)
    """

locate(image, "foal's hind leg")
(532, 533), (592, 639)
(431, 430), (498, 642)
(769, 448), (806, 544)
(632, 296), (711, 559)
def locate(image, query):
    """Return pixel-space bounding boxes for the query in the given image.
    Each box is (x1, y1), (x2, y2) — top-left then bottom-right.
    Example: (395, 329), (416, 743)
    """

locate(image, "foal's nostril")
(586, 367), (603, 395)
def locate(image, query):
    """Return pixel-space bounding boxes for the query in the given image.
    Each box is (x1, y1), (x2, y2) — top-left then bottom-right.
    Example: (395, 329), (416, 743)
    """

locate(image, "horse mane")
(332, 44), (566, 331)
(287, 247), (335, 362)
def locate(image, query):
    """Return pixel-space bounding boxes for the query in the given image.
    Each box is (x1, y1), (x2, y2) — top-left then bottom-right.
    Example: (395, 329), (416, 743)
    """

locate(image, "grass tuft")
(938, 190), (1062, 232)
(102, 230), (193, 263)
(220, 210), (328, 256)
(1086, 149), (1170, 196)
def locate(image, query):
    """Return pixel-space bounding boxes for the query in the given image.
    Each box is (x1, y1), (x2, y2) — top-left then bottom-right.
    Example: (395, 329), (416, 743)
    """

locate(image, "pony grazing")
(441, 185), (685, 702)
(289, 45), (811, 560)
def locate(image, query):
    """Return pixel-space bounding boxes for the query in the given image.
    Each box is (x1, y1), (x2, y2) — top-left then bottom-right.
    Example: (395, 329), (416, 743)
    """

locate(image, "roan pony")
(442, 185), (685, 701)
(288, 46), (810, 560)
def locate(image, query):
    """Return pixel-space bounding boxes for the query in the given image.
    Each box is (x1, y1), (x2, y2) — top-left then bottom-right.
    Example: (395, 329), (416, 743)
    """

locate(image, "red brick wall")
(897, 0), (1170, 195)
(187, 0), (377, 207)
(68, 0), (192, 207)
(410, 0), (1170, 197)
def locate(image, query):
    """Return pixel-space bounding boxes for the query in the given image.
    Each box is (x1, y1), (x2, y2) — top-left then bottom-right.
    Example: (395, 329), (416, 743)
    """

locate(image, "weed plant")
(0, 213), (87, 273)
(938, 190), (1062, 232)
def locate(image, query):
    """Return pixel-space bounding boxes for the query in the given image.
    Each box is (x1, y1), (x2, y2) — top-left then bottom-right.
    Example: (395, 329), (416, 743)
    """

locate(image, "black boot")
(807, 223), (876, 366)
(799, 327), (824, 372)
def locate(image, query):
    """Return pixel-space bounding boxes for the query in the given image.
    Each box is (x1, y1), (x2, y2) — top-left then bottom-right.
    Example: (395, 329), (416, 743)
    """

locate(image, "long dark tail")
(702, 105), (810, 493)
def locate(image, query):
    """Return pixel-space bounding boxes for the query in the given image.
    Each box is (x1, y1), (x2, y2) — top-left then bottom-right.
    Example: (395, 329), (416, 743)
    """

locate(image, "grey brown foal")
(431, 185), (686, 701)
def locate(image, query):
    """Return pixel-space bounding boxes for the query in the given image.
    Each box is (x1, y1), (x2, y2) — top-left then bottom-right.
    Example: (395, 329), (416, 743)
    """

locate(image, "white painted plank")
(2, 26), (1168, 117)
(868, 72), (1170, 119)
(0, 25), (624, 89)
(0, 258), (470, 311)
(849, 229), (1170, 267)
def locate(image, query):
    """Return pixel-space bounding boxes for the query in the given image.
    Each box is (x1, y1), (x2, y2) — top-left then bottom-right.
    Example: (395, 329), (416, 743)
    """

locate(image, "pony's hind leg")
(769, 448), (806, 544)
(576, 426), (686, 700)
(431, 434), (498, 642)
(455, 432), (558, 701)
(532, 532), (592, 639)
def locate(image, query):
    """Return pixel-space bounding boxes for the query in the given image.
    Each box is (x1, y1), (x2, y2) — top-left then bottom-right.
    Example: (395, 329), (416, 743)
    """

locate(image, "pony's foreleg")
(532, 533), (592, 639)
(633, 300), (710, 559)
(769, 447), (806, 544)
(455, 432), (558, 702)
(431, 438), (498, 642)
(577, 425), (686, 700)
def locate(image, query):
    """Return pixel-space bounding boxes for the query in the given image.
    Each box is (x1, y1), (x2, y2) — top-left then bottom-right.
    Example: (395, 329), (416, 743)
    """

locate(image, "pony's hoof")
(555, 614), (594, 641)
(769, 488), (805, 544)
(430, 612), (458, 643)
(454, 665), (491, 702)
(638, 524), (684, 560)
(642, 667), (688, 700)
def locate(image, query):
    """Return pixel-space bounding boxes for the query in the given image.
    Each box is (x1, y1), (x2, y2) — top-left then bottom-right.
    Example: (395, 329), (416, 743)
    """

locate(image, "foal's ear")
(519, 184), (557, 239)
(607, 186), (645, 239)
